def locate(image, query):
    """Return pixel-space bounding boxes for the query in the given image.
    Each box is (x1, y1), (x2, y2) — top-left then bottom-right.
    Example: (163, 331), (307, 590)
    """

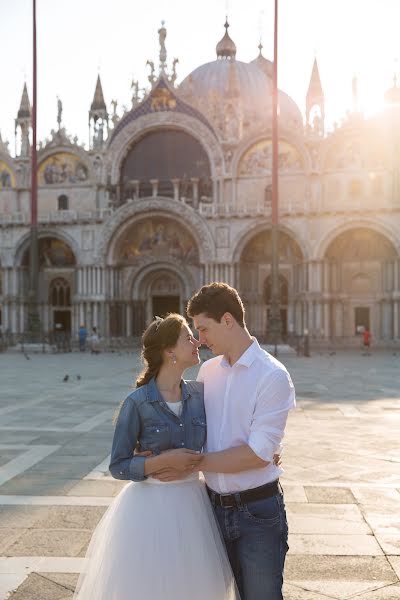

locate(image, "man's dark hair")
(187, 282), (245, 328)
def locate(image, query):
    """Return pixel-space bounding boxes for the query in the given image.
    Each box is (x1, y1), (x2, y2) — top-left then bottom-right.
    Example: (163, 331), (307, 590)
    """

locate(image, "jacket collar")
(146, 377), (191, 403)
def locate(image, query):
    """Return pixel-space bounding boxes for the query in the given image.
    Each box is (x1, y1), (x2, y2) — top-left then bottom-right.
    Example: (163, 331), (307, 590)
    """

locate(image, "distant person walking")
(78, 324), (87, 352)
(90, 327), (100, 354)
(363, 328), (371, 351)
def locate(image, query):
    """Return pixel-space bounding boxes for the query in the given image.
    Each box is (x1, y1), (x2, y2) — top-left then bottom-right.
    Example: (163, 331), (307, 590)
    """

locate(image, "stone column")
(171, 178), (180, 202)
(97, 268), (101, 296)
(393, 301), (398, 339)
(125, 303), (130, 337)
(323, 301), (330, 338)
(191, 178), (199, 208)
(150, 179), (158, 197)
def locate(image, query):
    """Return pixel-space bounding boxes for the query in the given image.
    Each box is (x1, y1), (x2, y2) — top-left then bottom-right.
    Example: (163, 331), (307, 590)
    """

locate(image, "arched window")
(58, 194), (69, 210)
(49, 278), (71, 307)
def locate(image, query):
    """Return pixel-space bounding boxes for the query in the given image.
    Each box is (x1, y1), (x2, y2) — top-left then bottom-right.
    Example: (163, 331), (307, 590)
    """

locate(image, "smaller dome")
(251, 42), (273, 78)
(384, 74), (400, 105)
(216, 18), (236, 59)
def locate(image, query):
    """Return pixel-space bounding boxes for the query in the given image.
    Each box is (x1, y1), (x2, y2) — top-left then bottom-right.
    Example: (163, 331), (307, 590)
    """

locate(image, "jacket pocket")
(191, 416), (206, 449)
(141, 423), (170, 453)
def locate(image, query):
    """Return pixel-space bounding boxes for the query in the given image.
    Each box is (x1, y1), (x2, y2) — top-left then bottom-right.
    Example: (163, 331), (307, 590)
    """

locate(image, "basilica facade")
(1, 21), (400, 346)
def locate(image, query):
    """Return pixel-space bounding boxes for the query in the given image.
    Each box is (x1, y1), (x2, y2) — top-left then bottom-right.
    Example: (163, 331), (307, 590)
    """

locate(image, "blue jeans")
(212, 486), (289, 600)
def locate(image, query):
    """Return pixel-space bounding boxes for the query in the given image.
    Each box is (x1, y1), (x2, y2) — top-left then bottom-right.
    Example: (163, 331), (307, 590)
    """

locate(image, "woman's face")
(170, 324), (201, 368)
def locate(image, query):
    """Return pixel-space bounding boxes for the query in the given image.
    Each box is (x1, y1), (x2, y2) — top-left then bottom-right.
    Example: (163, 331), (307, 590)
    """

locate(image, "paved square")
(1, 348), (400, 599)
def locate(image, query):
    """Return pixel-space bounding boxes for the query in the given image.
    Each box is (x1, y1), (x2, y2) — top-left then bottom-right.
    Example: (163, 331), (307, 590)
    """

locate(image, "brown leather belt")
(206, 480), (281, 509)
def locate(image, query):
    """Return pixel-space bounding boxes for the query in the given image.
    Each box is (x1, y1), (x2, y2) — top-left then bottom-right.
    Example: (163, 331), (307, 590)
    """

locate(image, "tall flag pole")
(269, 0), (282, 354)
(28, 0), (40, 339)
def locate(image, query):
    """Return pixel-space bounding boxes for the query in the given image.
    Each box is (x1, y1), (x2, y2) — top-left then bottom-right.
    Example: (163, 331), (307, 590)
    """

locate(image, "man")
(186, 282), (295, 600)
(78, 324), (87, 352)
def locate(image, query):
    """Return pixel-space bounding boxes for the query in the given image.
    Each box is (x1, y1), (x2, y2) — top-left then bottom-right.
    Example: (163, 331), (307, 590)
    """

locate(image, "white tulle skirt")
(74, 474), (238, 600)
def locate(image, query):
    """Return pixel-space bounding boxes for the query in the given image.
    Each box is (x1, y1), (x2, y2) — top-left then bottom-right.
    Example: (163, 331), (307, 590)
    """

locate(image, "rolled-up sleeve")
(248, 369), (296, 462)
(109, 395), (147, 482)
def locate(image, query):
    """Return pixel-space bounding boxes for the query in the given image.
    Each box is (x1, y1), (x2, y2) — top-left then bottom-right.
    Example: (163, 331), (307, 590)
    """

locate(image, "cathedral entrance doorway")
(148, 273), (182, 321)
(53, 310), (71, 333)
(354, 306), (370, 335)
(152, 295), (180, 318)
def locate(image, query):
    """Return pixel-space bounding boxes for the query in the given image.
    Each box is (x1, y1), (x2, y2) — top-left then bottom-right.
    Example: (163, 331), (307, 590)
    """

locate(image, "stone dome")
(179, 23), (303, 135)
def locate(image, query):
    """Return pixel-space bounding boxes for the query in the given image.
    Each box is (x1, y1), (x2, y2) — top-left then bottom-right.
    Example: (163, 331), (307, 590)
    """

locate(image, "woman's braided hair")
(136, 313), (187, 387)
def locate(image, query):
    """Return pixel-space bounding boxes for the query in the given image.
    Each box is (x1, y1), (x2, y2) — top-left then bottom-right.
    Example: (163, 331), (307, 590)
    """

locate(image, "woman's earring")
(172, 354), (177, 365)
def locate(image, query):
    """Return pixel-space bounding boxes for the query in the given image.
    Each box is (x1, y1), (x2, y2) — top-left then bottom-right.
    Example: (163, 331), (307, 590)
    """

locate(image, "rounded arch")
(99, 198), (215, 265)
(232, 131), (312, 178)
(14, 228), (80, 267)
(0, 154), (17, 188)
(314, 219), (400, 260)
(106, 112), (224, 183)
(232, 221), (309, 263)
(37, 146), (94, 185)
(128, 260), (196, 302)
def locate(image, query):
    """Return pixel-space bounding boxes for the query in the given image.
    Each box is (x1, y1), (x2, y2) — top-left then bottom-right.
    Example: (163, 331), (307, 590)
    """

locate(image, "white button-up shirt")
(197, 338), (296, 493)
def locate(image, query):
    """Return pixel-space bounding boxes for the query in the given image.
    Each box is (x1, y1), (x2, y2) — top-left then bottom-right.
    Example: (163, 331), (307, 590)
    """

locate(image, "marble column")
(323, 301), (330, 338)
(126, 303), (132, 337)
(393, 301), (398, 339)
(150, 179), (158, 197)
(171, 178), (180, 202)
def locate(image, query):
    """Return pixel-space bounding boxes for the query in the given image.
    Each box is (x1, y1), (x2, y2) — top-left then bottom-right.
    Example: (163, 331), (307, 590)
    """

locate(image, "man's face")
(193, 313), (227, 355)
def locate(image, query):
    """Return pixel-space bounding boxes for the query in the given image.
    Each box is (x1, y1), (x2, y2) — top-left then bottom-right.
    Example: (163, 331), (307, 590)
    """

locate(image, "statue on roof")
(158, 21), (167, 71)
(57, 97), (63, 129)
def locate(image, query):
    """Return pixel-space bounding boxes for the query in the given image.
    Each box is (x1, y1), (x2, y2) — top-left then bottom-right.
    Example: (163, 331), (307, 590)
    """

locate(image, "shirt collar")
(221, 337), (261, 369)
(146, 377), (191, 403)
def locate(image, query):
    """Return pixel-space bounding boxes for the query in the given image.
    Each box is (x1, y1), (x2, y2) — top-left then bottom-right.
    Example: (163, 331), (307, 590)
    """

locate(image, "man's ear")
(222, 312), (235, 329)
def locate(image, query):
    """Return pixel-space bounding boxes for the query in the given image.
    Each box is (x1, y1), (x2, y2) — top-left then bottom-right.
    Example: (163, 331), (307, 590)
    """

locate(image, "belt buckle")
(219, 493), (234, 509)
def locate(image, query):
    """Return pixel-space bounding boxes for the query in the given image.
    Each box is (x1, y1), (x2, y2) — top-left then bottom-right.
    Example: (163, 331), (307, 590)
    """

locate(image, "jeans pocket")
(244, 495), (281, 525)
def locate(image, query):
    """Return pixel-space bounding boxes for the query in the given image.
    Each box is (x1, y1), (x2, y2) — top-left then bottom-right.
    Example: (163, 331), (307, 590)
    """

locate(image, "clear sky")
(1, 0), (400, 154)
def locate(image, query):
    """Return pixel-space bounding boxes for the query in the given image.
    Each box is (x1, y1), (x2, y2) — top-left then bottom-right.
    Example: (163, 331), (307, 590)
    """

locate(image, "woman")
(74, 313), (238, 600)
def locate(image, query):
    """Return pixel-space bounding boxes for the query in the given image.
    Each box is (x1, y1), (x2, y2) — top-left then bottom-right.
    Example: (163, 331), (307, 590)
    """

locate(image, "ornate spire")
(90, 75), (107, 113)
(216, 18), (236, 59)
(384, 72), (400, 105)
(307, 58), (324, 104)
(306, 57), (325, 135)
(0, 130), (10, 155)
(89, 75), (108, 150)
(17, 83), (31, 119)
(15, 83), (32, 157)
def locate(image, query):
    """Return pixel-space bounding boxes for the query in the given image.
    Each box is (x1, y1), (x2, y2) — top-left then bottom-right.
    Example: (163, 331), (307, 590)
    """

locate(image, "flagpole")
(27, 0), (40, 340)
(269, 0), (282, 355)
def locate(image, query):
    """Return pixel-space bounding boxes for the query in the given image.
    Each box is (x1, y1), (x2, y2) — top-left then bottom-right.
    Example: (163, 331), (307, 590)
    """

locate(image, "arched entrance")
(150, 273), (182, 317)
(21, 236), (76, 334)
(49, 277), (72, 333)
(324, 227), (399, 340)
(239, 229), (303, 338)
(110, 215), (200, 337)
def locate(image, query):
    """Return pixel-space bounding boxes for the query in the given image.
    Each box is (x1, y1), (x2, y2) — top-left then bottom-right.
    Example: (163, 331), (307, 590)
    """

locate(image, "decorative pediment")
(109, 77), (216, 145)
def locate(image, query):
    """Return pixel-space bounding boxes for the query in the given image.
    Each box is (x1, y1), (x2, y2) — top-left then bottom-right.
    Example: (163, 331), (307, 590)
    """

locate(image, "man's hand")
(273, 453), (282, 467)
(151, 466), (195, 482)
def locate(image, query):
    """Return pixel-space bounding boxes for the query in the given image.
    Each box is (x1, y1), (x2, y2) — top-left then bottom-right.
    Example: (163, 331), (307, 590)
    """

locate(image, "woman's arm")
(109, 396), (202, 481)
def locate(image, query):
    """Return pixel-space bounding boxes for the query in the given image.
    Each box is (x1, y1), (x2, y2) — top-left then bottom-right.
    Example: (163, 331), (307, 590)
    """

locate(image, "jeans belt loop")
(234, 492), (243, 510)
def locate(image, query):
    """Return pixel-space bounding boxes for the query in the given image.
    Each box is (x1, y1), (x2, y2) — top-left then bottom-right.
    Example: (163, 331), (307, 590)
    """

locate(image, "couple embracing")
(74, 283), (296, 600)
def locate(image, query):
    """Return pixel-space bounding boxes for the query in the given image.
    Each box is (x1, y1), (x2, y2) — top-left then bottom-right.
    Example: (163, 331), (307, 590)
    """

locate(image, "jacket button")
(181, 442), (184, 446)
(179, 423), (183, 427)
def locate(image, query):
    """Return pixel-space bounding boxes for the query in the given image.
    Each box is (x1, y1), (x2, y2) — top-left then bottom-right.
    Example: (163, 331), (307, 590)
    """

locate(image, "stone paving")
(0, 347), (400, 599)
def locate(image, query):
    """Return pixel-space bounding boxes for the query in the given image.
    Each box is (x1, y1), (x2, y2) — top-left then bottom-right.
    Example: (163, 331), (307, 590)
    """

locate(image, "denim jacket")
(109, 377), (206, 482)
